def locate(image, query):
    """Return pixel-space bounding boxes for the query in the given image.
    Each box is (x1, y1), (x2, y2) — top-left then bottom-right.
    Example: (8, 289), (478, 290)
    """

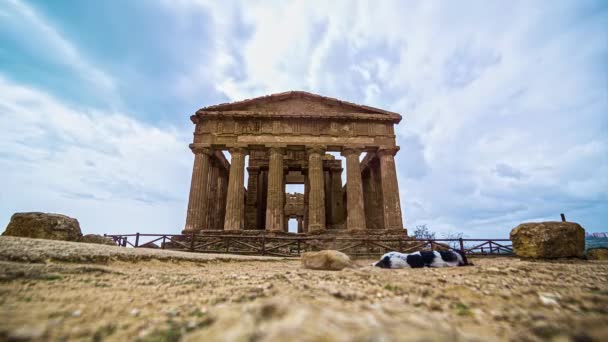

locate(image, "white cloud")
(169, 0), (608, 235)
(0, 76), (192, 235)
(1, 0), (606, 238)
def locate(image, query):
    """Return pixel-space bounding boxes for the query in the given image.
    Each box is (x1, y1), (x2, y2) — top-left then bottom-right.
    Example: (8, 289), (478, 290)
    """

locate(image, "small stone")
(72, 310), (82, 317)
(8, 324), (46, 340)
(130, 308), (140, 316)
(301, 250), (353, 271)
(538, 292), (560, 306)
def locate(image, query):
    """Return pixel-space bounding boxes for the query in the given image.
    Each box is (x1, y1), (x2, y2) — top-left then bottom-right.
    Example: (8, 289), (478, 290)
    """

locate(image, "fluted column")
(184, 146), (213, 231)
(297, 216), (303, 233)
(379, 147), (403, 229)
(307, 146), (326, 232)
(214, 170), (228, 229)
(330, 167), (344, 227)
(265, 148), (285, 231)
(342, 148), (366, 230)
(224, 147), (247, 230)
(245, 166), (260, 229)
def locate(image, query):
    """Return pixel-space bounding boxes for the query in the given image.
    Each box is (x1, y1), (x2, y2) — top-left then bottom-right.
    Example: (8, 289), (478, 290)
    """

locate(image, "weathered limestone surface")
(379, 148), (403, 229)
(3, 212), (82, 241)
(587, 248), (608, 260)
(184, 148), (212, 231)
(343, 149), (366, 230)
(307, 147), (326, 232)
(265, 148), (285, 231)
(510, 222), (585, 258)
(224, 148), (247, 230)
(301, 250), (353, 270)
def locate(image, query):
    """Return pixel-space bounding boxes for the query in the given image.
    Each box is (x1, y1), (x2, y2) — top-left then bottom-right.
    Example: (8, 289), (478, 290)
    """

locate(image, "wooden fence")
(104, 233), (513, 257)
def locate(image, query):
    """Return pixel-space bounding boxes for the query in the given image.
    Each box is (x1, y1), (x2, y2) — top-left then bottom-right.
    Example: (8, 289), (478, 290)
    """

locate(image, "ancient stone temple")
(183, 91), (404, 235)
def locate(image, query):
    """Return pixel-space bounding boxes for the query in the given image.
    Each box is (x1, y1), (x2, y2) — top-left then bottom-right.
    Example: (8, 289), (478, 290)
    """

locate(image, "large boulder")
(586, 248), (608, 260)
(510, 222), (585, 259)
(79, 234), (116, 246)
(301, 250), (353, 270)
(2, 212), (82, 242)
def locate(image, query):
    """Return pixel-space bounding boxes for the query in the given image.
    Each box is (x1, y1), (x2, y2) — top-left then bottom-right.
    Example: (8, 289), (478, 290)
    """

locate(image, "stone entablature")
(183, 91), (404, 235)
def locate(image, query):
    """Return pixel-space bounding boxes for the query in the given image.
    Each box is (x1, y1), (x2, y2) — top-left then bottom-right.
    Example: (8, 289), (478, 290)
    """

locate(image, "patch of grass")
(191, 308), (206, 318)
(42, 274), (62, 281)
(452, 302), (473, 316)
(142, 322), (182, 342)
(92, 323), (116, 342)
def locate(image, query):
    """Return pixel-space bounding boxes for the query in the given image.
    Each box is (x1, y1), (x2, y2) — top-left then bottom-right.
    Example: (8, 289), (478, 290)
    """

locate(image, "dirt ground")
(0, 237), (607, 341)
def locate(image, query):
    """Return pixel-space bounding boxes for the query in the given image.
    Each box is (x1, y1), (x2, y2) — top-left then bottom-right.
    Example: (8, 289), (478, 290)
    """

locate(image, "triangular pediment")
(198, 91), (397, 116)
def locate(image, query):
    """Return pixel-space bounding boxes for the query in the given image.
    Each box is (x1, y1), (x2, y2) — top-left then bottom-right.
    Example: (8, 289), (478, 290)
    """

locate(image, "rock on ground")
(510, 221), (585, 258)
(587, 248), (608, 260)
(2, 212), (82, 242)
(301, 250), (353, 270)
(79, 234), (116, 246)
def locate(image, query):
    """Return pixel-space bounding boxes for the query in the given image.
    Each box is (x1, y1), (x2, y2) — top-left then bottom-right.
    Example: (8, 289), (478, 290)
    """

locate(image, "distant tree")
(442, 231), (464, 249)
(413, 224), (436, 240)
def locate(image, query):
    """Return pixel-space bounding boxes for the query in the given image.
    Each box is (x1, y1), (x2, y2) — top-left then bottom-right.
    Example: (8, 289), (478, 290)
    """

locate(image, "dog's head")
(373, 254), (393, 268)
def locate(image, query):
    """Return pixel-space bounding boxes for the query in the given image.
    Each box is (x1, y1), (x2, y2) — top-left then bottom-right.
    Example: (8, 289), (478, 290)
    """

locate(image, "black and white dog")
(373, 250), (471, 269)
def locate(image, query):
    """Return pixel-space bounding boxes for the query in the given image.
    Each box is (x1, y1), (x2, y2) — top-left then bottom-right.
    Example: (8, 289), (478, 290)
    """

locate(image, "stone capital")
(190, 144), (214, 156)
(247, 166), (261, 173)
(306, 145), (326, 156)
(268, 147), (286, 156)
(378, 146), (400, 157)
(330, 166), (344, 173)
(228, 147), (248, 156)
(341, 148), (362, 157)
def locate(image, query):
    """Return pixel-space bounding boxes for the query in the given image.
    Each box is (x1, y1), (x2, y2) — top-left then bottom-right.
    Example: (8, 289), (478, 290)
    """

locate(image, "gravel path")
(1, 237), (607, 341)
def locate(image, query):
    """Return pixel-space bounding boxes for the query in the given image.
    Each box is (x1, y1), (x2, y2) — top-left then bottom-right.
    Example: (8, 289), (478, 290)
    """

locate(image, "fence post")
(459, 238), (464, 254)
(262, 235), (266, 256)
(135, 233), (140, 248)
(190, 232), (195, 252)
(161, 236), (166, 249)
(122, 237), (127, 247)
(489, 241), (493, 254)
(560, 213), (566, 222)
(297, 239), (300, 256)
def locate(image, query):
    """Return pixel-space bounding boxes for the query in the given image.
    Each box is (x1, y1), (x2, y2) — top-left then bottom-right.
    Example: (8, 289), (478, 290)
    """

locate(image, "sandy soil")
(0, 237), (607, 341)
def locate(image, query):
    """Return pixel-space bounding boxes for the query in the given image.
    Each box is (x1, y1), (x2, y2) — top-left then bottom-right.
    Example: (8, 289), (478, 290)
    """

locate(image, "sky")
(0, 0), (607, 238)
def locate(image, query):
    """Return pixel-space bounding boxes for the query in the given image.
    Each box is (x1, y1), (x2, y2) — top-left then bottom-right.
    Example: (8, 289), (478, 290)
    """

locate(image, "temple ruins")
(183, 91), (405, 235)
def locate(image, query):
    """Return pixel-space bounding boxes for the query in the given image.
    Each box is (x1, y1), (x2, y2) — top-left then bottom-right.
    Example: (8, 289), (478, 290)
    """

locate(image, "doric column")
(342, 148), (366, 230)
(297, 216), (303, 233)
(324, 169), (332, 228)
(303, 173), (310, 232)
(330, 167), (344, 227)
(265, 147), (285, 231)
(224, 147), (247, 230)
(213, 169), (227, 230)
(378, 147), (403, 229)
(184, 146), (213, 231)
(257, 170), (268, 229)
(307, 146), (326, 232)
(204, 162), (219, 230)
(245, 166), (260, 229)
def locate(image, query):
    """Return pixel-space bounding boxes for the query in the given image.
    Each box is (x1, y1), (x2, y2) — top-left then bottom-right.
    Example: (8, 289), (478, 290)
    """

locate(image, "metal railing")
(104, 233), (513, 257)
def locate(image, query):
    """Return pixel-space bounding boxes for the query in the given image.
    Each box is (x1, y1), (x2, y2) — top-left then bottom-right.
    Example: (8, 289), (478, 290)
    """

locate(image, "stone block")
(510, 222), (585, 259)
(3, 212), (82, 242)
(301, 250), (353, 270)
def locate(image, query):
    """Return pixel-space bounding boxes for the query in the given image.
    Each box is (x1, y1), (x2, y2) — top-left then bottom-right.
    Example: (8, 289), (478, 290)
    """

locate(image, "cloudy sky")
(1, 0), (606, 237)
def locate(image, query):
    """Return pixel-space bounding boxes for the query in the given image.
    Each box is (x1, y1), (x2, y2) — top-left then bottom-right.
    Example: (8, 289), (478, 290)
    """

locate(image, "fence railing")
(104, 233), (513, 257)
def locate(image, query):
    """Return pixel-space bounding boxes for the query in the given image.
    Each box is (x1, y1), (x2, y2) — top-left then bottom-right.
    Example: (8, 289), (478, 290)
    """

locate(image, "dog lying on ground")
(373, 250), (471, 268)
